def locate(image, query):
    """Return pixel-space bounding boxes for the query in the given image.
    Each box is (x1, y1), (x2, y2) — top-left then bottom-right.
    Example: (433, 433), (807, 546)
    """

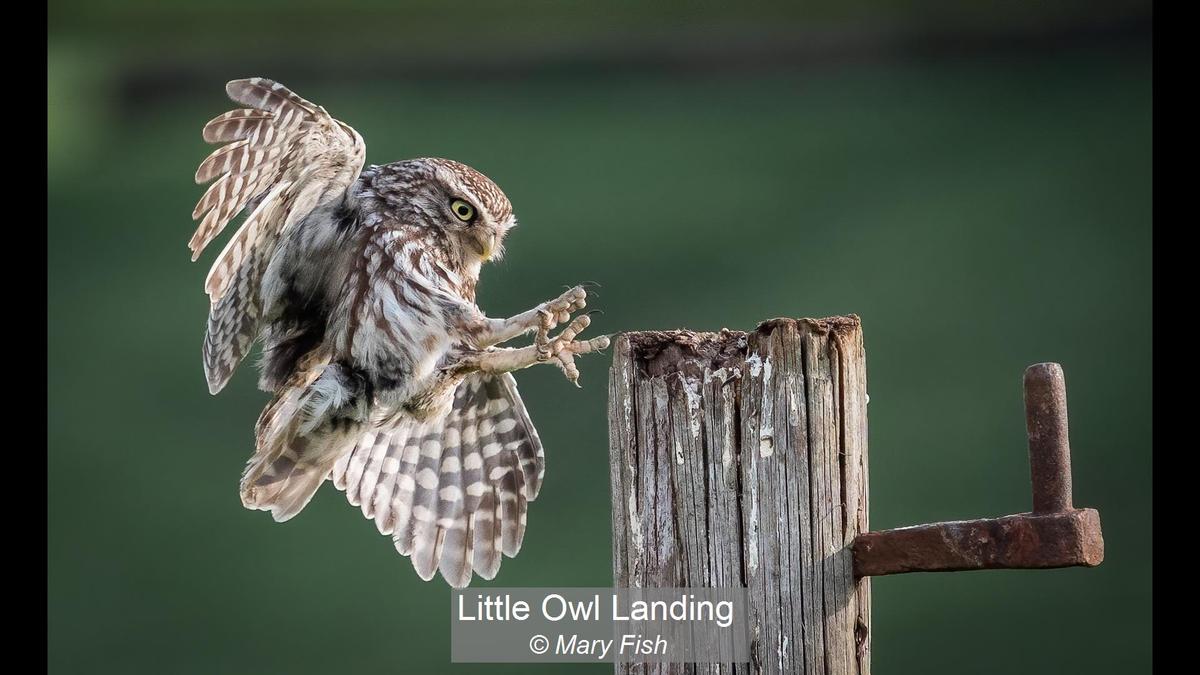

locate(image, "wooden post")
(608, 317), (870, 674)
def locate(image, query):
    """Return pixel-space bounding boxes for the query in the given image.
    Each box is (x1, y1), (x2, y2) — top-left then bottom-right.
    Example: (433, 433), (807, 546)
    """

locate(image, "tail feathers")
(241, 352), (360, 522)
(240, 432), (351, 522)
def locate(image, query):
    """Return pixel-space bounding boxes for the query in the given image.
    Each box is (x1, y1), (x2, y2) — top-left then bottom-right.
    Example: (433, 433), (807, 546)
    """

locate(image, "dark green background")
(49, 2), (1152, 673)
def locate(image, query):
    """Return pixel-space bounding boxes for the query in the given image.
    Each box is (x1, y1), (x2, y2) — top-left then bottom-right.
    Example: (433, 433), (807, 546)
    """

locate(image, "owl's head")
(404, 157), (517, 264)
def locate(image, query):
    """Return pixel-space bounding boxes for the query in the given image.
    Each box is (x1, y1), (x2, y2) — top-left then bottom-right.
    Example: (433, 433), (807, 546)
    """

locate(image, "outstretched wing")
(331, 373), (546, 588)
(190, 77), (365, 394)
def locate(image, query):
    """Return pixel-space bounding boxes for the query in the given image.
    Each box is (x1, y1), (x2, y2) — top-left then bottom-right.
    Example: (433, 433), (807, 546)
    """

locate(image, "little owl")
(189, 78), (608, 587)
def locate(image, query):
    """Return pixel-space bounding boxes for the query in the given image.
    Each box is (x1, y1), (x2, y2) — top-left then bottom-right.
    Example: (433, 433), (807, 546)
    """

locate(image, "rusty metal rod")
(1024, 363), (1073, 514)
(851, 362), (1105, 578)
(853, 509), (1104, 577)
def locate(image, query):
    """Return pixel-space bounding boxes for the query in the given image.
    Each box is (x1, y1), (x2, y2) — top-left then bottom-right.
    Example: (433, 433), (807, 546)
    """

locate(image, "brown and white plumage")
(189, 78), (606, 587)
(193, 78), (365, 394)
(331, 372), (544, 585)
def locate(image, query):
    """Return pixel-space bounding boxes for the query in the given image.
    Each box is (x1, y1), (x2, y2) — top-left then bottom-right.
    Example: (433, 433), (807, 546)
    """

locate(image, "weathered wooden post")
(608, 317), (870, 674)
(607, 316), (1103, 674)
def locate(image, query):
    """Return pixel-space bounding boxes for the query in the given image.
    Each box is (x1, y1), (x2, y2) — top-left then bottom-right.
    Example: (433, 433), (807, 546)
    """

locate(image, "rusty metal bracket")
(852, 362), (1105, 577)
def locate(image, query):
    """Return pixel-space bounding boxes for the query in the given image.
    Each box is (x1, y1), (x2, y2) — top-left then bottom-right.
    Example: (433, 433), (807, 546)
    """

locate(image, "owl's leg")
(474, 285), (588, 347)
(451, 314), (609, 386)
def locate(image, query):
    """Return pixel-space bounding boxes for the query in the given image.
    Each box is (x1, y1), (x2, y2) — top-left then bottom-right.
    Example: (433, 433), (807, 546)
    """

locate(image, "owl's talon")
(515, 285), (605, 384)
(543, 285), (588, 321)
(556, 352), (581, 386)
(545, 331), (609, 386)
(535, 309), (555, 361)
(557, 314), (590, 343)
(554, 349), (582, 387)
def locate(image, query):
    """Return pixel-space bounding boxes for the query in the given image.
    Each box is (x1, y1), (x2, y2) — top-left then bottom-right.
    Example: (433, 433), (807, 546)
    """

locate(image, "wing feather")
(201, 108), (274, 143)
(331, 373), (545, 587)
(189, 77), (365, 394)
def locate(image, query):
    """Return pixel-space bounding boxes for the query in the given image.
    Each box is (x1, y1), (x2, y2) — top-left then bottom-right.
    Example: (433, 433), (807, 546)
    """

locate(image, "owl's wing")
(190, 77), (365, 394)
(331, 372), (546, 588)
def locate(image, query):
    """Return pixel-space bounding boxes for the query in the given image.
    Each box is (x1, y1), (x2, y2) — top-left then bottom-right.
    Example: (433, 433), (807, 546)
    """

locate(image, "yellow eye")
(451, 199), (476, 222)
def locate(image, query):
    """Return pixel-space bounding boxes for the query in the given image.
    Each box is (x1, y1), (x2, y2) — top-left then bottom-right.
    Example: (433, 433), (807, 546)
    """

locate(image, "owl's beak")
(472, 231), (498, 261)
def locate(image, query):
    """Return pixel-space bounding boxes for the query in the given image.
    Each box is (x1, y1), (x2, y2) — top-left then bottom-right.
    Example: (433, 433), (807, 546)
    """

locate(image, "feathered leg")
(474, 285), (589, 347)
(453, 314), (610, 386)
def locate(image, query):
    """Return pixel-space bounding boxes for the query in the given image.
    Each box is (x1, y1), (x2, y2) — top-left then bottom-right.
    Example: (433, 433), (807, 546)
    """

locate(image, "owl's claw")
(457, 297), (609, 382)
(554, 335), (611, 387)
(549, 314), (614, 384)
(533, 284), (589, 355)
(568, 281), (602, 299)
(479, 283), (603, 384)
(548, 285), (587, 318)
(532, 312), (610, 385)
(535, 309), (555, 361)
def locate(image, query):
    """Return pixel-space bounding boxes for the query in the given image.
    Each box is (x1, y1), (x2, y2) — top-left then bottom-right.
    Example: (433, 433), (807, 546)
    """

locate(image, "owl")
(190, 78), (608, 587)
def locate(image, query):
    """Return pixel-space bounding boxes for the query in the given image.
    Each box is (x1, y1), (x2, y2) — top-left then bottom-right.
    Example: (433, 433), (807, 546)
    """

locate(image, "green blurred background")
(48, 1), (1151, 673)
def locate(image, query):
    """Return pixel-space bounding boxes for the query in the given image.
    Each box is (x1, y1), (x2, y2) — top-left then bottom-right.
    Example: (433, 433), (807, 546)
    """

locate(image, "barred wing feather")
(331, 373), (546, 588)
(189, 77), (365, 394)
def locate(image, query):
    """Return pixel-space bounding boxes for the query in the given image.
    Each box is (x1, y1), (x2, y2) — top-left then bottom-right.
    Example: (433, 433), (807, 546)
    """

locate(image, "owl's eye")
(450, 199), (476, 222)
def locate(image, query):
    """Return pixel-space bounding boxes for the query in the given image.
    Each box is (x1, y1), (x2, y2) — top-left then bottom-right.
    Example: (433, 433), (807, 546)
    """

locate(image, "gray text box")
(451, 587), (750, 663)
